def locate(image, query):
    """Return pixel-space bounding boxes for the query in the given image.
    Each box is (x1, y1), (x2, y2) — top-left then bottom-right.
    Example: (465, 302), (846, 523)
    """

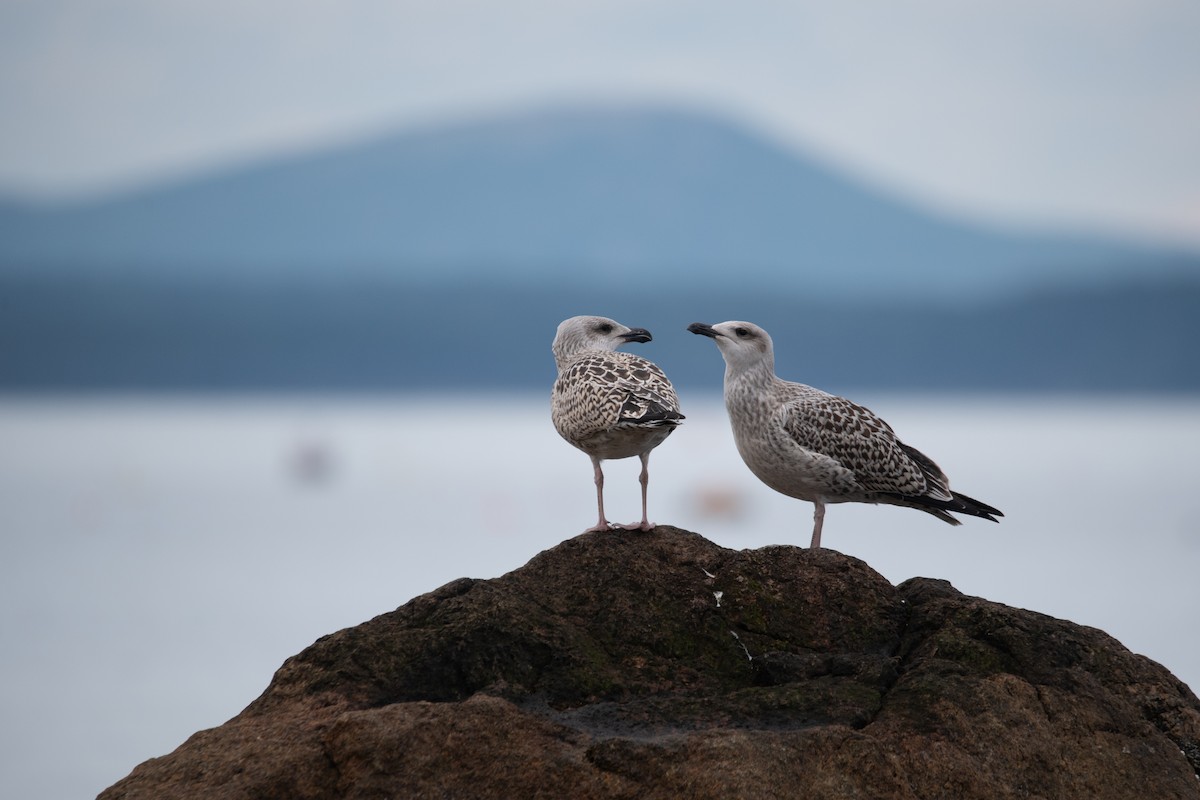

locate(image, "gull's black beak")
(687, 322), (722, 338)
(620, 327), (653, 344)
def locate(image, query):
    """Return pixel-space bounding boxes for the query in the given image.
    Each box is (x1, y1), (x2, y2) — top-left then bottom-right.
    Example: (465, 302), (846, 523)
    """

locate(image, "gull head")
(553, 315), (652, 369)
(687, 320), (775, 375)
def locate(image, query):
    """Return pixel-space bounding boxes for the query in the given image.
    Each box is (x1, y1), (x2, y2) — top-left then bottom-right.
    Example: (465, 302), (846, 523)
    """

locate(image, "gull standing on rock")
(688, 320), (1001, 549)
(552, 316), (685, 532)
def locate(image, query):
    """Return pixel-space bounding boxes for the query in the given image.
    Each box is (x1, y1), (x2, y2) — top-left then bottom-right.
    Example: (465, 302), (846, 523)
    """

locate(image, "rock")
(100, 526), (1200, 800)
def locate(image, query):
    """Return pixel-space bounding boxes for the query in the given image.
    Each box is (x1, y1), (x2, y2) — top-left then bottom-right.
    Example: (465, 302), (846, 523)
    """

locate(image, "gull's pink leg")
(583, 456), (612, 533)
(621, 451), (655, 531)
(810, 500), (825, 549)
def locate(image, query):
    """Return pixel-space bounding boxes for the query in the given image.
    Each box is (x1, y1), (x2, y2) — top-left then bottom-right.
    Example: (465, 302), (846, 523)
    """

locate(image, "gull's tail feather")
(880, 490), (1003, 525)
(619, 395), (685, 428)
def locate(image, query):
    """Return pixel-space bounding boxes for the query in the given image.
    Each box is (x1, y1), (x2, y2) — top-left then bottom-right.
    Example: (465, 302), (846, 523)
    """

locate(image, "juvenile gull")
(688, 320), (1001, 548)
(552, 316), (684, 532)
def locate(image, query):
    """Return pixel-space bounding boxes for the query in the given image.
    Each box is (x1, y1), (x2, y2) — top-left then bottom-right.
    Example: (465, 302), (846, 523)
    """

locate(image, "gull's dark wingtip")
(879, 490), (1003, 525)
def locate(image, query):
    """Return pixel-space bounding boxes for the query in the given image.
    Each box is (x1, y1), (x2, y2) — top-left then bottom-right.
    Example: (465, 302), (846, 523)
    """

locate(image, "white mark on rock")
(730, 630), (753, 661)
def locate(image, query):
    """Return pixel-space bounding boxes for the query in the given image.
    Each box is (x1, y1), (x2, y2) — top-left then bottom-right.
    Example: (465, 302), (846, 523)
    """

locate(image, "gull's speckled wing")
(552, 351), (682, 446)
(777, 386), (951, 500)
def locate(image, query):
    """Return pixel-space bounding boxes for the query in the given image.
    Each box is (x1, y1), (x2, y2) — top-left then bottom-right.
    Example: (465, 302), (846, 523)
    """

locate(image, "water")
(1, 393), (1198, 799)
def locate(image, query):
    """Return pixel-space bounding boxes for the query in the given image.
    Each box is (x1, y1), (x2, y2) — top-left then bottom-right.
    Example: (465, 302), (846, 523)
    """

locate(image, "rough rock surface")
(101, 526), (1200, 799)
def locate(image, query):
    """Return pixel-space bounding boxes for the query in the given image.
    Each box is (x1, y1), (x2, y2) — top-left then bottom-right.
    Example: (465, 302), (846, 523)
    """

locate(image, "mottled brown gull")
(688, 320), (1001, 548)
(552, 316), (684, 532)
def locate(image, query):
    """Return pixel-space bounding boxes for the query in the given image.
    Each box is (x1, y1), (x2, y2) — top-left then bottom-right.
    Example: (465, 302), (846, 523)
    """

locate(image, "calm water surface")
(1, 393), (1198, 799)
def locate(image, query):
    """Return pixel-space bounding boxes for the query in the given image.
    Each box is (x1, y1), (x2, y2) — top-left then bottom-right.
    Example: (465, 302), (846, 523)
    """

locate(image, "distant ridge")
(1, 103), (1195, 299)
(3, 276), (1199, 391)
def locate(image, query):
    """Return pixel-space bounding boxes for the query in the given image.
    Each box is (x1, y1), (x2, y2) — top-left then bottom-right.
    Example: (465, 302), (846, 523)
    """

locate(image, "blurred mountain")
(3, 103), (1198, 392)
(2, 104), (1196, 299)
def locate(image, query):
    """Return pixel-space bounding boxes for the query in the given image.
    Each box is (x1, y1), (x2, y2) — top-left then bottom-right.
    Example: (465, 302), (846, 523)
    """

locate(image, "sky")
(1, 1), (1199, 245)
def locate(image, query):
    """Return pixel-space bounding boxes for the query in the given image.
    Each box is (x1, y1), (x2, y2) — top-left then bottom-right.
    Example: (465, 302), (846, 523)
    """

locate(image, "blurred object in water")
(288, 441), (335, 487)
(692, 484), (746, 521)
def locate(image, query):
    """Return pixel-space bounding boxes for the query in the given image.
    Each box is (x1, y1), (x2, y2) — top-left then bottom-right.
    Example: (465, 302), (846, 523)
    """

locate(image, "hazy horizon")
(2, 2), (1199, 245)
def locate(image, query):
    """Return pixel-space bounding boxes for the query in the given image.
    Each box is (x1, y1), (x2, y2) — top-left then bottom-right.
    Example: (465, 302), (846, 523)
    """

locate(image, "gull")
(688, 320), (1001, 548)
(552, 316), (684, 532)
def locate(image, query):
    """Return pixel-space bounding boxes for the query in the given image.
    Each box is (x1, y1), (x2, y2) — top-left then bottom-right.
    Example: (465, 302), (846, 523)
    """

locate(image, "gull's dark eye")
(597, 323), (614, 334)
(734, 327), (750, 338)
